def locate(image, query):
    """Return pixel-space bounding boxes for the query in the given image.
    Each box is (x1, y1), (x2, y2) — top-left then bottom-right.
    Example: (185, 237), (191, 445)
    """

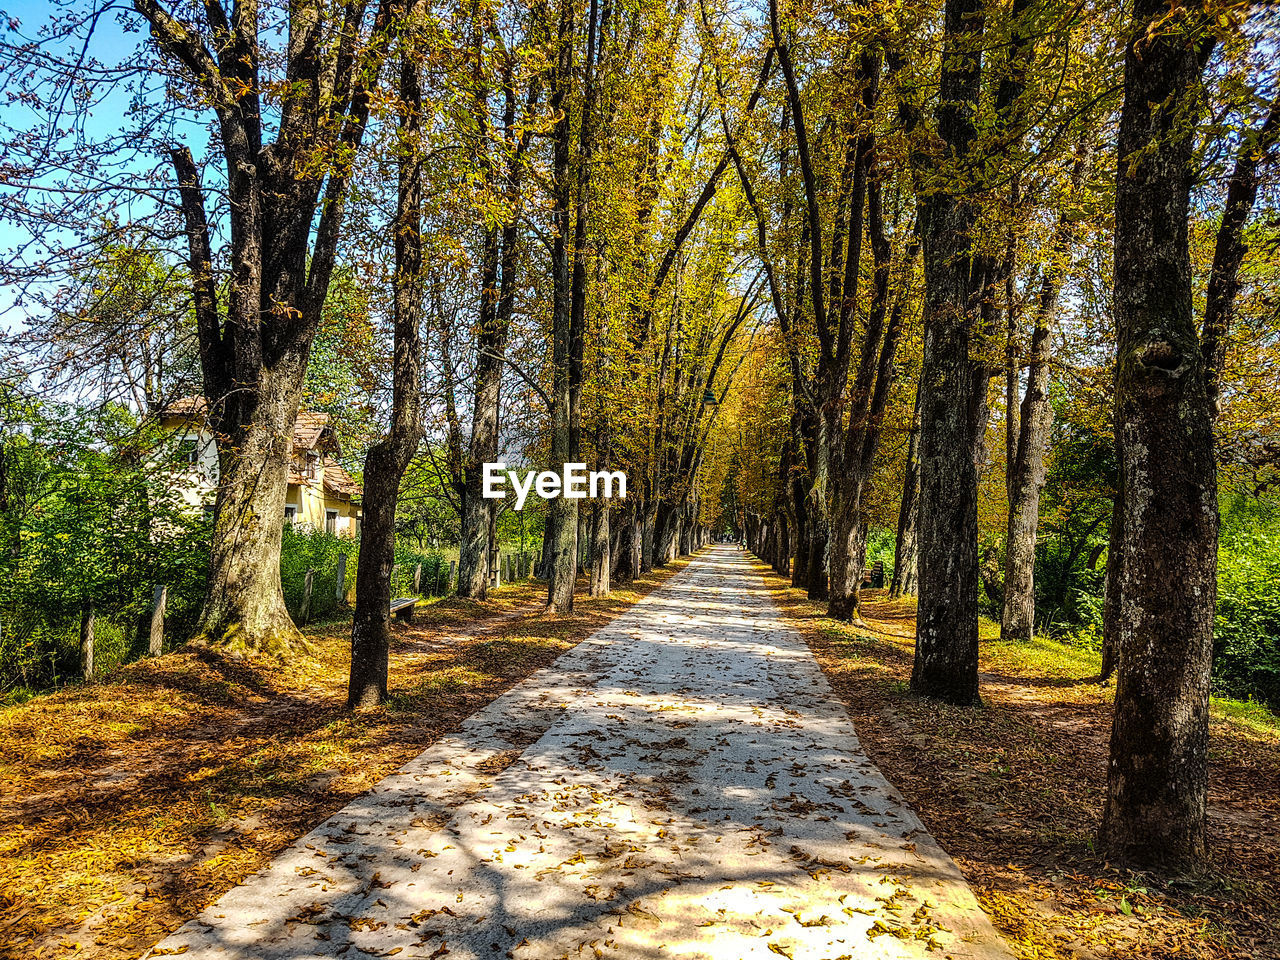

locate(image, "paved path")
(148, 547), (1011, 960)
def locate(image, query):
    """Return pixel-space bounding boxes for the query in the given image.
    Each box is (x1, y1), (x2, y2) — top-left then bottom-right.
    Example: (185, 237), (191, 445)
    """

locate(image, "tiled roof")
(159, 397), (336, 452)
(158, 395), (207, 419)
(323, 463), (362, 499)
(292, 411), (332, 451)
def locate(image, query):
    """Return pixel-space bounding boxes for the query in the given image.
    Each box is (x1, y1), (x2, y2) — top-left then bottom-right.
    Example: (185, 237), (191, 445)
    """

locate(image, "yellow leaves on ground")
(0, 559), (698, 960)
(758, 558), (1280, 960)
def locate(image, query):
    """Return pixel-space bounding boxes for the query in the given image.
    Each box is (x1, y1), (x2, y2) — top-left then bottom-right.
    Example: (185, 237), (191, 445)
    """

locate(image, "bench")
(390, 597), (418, 622)
(860, 560), (885, 589)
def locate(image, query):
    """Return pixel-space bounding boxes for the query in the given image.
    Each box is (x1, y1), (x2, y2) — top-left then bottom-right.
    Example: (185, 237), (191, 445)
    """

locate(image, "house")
(158, 397), (362, 537)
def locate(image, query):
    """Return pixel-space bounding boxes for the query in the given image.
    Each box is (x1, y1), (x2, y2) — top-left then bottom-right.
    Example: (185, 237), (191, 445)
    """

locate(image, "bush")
(392, 543), (449, 596)
(1213, 496), (1280, 707)
(278, 530), (454, 622)
(279, 525), (357, 622)
(0, 402), (211, 693)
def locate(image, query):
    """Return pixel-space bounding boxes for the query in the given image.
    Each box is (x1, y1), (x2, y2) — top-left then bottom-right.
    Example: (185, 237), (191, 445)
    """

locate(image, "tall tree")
(909, 0), (988, 705)
(348, 0), (426, 709)
(457, 34), (543, 600)
(1001, 146), (1092, 641)
(152, 0), (395, 653)
(1100, 1), (1279, 869)
(544, 0), (604, 613)
(890, 383), (922, 597)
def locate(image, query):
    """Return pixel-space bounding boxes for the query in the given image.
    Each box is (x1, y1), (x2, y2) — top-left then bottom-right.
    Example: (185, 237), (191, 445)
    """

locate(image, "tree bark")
(1001, 149), (1090, 641)
(1098, 0), (1218, 872)
(546, 0), (605, 612)
(455, 206), (501, 598)
(1201, 93), (1280, 413)
(348, 0), (425, 709)
(153, 1), (395, 654)
(910, 0), (986, 706)
(890, 389), (922, 598)
(790, 470), (809, 590)
(589, 502), (610, 596)
(1099, 492), (1121, 682)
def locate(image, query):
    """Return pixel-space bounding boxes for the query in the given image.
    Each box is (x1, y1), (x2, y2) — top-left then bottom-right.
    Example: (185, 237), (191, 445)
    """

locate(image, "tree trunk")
(538, 523), (554, 580)
(1099, 493), (1121, 682)
(79, 599), (94, 681)
(457, 487), (492, 598)
(1001, 314), (1053, 642)
(545, 0), (603, 613)
(158, 4), (394, 655)
(640, 502), (656, 572)
(589, 502), (610, 596)
(827, 489), (865, 621)
(654, 502), (678, 567)
(348, 5), (425, 709)
(198, 377), (309, 655)
(1098, 0), (1218, 872)
(791, 476), (809, 589)
(1001, 149), (1089, 641)
(612, 513), (627, 580)
(628, 508), (643, 581)
(825, 173), (906, 623)
(890, 391), (922, 598)
(806, 494), (829, 601)
(545, 25), (579, 613)
(773, 512), (790, 576)
(910, 0), (986, 706)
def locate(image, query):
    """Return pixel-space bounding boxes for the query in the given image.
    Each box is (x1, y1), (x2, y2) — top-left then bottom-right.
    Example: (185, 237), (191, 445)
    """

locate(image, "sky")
(0, 2), (174, 333)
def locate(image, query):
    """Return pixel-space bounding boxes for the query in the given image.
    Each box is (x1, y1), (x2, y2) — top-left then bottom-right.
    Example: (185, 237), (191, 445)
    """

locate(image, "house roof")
(158, 395), (207, 418)
(158, 397), (338, 454)
(292, 411), (333, 451)
(286, 461), (361, 500)
(324, 463), (361, 499)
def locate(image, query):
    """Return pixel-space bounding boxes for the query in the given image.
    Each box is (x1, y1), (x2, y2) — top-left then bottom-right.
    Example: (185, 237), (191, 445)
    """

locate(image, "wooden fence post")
(413, 563), (422, 594)
(301, 569), (314, 625)
(448, 560), (456, 593)
(335, 552), (347, 604)
(149, 585), (166, 656)
(80, 599), (95, 680)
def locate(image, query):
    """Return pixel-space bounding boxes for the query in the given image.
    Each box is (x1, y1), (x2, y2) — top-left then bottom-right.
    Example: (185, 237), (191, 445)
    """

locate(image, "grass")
(0, 556), (699, 960)
(757, 558), (1280, 960)
(1211, 696), (1280, 739)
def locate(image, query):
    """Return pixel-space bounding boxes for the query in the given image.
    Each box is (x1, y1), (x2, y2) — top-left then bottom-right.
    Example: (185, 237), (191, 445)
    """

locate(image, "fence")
(3, 538), (543, 696)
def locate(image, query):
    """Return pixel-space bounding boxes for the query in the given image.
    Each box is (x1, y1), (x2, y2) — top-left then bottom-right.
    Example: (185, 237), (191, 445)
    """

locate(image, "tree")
(154, 1), (397, 654)
(1001, 145), (1095, 641)
(1100, 0), (1279, 870)
(11, 231), (198, 411)
(456, 14), (544, 601)
(348, 0), (426, 709)
(909, 0), (989, 705)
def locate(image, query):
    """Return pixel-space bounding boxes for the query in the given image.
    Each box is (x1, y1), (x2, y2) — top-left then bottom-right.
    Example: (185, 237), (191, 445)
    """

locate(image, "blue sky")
(0, 1), (172, 332)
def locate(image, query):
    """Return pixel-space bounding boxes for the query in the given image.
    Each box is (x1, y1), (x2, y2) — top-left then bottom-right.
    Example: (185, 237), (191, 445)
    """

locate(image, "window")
(307, 452), (320, 480)
(325, 509), (338, 535)
(285, 505), (297, 524)
(178, 439), (198, 466)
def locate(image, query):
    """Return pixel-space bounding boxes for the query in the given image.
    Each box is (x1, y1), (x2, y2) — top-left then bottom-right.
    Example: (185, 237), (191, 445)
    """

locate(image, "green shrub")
(392, 543), (448, 596)
(1213, 496), (1280, 706)
(0, 401), (211, 692)
(279, 525), (356, 621)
